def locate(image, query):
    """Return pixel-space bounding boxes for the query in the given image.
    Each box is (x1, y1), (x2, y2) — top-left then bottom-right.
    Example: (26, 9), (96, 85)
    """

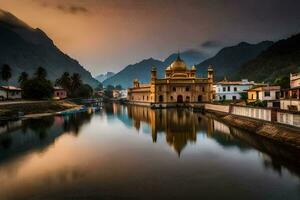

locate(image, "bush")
(22, 78), (53, 99)
(73, 84), (93, 98)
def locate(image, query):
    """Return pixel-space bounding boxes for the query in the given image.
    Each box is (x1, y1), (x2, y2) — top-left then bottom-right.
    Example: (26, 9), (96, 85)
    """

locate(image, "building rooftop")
(0, 86), (22, 91)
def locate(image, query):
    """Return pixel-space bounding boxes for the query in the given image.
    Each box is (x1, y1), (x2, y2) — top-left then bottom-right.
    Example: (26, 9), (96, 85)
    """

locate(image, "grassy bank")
(207, 111), (300, 149)
(0, 100), (80, 119)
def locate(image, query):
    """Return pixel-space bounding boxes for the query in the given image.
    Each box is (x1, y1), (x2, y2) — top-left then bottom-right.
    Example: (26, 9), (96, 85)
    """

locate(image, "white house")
(280, 72), (300, 111)
(214, 79), (255, 101)
(0, 86), (22, 100)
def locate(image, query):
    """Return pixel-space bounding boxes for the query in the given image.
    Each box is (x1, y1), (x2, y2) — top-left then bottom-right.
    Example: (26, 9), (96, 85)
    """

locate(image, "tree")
(106, 85), (115, 91)
(73, 84), (93, 98)
(71, 73), (82, 91)
(18, 72), (29, 87)
(95, 82), (103, 91)
(34, 66), (47, 79)
(22, 78), (53, 100)
(115, 84), (122, 90)
(1, 64), (12, 99)
(273, 76), (290, 89)
(56, 72), (71, 92)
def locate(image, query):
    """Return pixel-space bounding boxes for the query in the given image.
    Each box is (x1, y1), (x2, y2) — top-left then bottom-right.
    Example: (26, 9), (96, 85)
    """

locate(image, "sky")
(0, 0), (300, 76)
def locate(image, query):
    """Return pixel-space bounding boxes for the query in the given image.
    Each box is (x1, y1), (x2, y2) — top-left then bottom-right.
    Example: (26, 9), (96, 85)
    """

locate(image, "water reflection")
(0, 104), (299, 200)
(104, 103), (300, 176)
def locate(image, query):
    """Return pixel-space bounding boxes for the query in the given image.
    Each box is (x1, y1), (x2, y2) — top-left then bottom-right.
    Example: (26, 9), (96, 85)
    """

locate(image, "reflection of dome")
(167, 54), (187, 71)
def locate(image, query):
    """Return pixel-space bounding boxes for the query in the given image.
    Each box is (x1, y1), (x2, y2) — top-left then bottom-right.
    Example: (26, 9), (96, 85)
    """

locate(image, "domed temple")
(127, 54), (214, 107)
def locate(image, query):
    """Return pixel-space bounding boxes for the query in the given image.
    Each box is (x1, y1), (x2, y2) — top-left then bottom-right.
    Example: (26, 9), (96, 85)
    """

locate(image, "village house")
(214, 78), (255, 101)
(127, 54), (214, 107)
(0, 86), (22, 100)
(247, 85), (281, 107)
(53, 86), (67, 100)
(280, 72), (300, 111)
(113, 89), (127, 100)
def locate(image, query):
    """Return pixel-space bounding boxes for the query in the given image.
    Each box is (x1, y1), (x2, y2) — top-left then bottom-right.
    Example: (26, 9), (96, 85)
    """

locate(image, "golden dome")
(191, 65), (197, 70)
(167, 54), (187, 71)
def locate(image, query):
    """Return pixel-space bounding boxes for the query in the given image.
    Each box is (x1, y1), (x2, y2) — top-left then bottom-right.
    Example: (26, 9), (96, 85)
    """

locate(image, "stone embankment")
(208, 110), (300, 149)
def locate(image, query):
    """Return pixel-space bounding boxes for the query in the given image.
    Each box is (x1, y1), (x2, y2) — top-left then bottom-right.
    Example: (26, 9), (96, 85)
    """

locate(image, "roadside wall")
(277, 112), (300, 128)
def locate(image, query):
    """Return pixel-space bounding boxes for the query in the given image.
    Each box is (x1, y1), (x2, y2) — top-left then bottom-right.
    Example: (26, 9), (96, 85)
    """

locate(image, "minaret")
(208, 64), (214, 83)
(151, 66), (157, 83)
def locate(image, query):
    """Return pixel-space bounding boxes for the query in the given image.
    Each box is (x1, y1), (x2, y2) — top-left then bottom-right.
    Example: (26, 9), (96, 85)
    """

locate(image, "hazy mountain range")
(0, 9), (99, 87)
(95, 72), (115, 82)
(103, 50), (208, 87)
(103, 41), (274, 87)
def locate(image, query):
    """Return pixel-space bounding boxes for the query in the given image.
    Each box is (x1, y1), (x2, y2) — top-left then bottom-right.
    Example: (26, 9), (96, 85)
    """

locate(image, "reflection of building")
(127, 54), (214, 106)
(214, 79), (255, 101)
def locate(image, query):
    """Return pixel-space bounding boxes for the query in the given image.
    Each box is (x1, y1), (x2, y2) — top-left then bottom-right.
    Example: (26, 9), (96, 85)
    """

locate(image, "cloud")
(57, 5), (88, 14)
(201, 40), (222, 48)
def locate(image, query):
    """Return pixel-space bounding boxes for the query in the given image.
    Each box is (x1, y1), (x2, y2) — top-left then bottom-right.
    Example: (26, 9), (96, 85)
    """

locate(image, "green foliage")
(239, 92), (248, 100)
(73, 84), (93, 98)
(106, 85), (115, 91)
(104, 90), (113, 98)
(248, 100), (267, 107)
(22, 78), (53, 100)
(18, 72), (29, 87)
(115, 84), (122, 90)
(273, 76), (290, 89)
(34, 66), (47, 79)
(1, 64), (12, 83)
(71, 73), (82, 92)
(56, 72), (72, 93)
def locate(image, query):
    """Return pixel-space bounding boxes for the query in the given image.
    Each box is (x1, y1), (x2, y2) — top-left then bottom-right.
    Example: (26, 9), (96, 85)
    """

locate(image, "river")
(0, 103), (299, 200)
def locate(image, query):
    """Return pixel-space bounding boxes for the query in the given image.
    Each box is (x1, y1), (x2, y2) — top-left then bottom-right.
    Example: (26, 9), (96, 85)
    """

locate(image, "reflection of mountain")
(0, 112), (93, 163)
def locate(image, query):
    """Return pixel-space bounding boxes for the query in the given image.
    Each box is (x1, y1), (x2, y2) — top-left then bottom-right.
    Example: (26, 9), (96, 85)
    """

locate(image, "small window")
(185, 87), (190, 91)
(223, 95), (226, 100)
(264, 91), (270, 97)
(172, 87), (176, 92)
(158, 86), (162, 91)
(186, 96), (190, 102)
(234, 87), (237, 92)
(159, 95), (163, 102)
(233, 96), (236, 100)
(223, 87), (226, 92)
(202, 87), (205, 92)
(227, 86), (230, 91)
(170, 96), (173, 101)
(147, 96), (149, 100)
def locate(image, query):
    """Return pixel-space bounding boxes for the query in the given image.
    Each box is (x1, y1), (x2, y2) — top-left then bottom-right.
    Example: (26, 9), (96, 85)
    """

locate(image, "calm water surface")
(0, 104), (299, 200)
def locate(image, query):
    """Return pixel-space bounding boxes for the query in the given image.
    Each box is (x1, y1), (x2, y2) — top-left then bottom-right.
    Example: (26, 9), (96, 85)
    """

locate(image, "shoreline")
(0, 100), (82, 120)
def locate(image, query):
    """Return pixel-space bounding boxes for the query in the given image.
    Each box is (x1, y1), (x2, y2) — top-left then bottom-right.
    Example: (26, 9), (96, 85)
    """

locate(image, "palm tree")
(56, 72), (71, 91)
(71, 73), (82, 91)
(1, 64), (12, 99)
(18, 72), (29, 87)
(34, 66), (47, 79)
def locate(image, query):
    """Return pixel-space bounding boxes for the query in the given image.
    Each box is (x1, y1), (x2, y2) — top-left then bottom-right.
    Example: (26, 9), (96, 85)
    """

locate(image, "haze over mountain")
(103, 50), (208, 88)
(196, 41), (273, 80)
(238, 33), (300, 82)
(0, 9), (99, 87)
(104, 41), (273, 88)
(95, 72), (115, 82)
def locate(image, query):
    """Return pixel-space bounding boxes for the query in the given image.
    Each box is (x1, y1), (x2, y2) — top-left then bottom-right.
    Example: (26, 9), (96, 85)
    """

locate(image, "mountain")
(0, 9), (99, 87)
(95, 72), (115, 82)
(196, 41), (274, 80)
(103, 49), (208, 88)
(237, 33), (300, 81)
(103, 58), (165, 88)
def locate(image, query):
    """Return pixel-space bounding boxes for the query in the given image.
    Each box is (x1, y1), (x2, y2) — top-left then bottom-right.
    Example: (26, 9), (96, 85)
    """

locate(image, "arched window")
(198, 95), (202, 102)
(159, 95), (164, 102)
(173, 87), (176, 92)
(170, 96), (173, 101)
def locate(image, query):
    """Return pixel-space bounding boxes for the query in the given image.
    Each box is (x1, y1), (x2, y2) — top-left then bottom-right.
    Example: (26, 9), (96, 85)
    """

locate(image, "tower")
(208, 64), (214, 83)
(151, 66), (157, 83)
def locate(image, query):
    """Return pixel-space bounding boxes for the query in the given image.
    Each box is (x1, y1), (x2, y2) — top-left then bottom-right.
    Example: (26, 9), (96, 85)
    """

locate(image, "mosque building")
(127, 54), (214, 107)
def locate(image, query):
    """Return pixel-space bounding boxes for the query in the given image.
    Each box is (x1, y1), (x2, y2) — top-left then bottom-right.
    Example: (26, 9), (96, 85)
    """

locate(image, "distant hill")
(95, 72), (115, 82)
(0, 9), (99, 87)
(103, 49), (208, 88)
(237, 33), (300, 81)
(196, 41), (273, 80)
